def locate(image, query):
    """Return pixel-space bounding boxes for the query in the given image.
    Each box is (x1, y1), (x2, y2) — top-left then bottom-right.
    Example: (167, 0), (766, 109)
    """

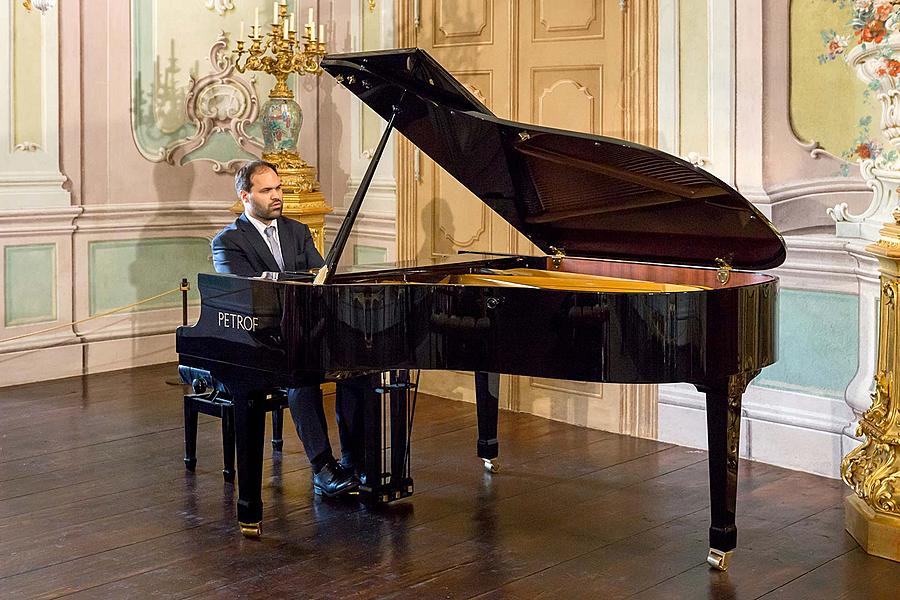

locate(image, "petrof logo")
(218, 311), (259, 331)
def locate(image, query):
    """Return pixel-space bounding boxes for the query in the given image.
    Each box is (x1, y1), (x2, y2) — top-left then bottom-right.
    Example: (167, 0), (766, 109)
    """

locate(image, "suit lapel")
(237, 213), (280, 272)
(277, 217), (297, 272)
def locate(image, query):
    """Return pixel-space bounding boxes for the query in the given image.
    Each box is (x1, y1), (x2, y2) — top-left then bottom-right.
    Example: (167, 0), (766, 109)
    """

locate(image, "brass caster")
(483, 458), (500, 473)
(239, 521), (261, 538)
(707, 548), (732, 571)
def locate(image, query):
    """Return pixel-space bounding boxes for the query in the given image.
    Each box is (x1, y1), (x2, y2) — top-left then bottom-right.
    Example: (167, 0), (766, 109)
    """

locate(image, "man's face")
(241, 167), (283, 222)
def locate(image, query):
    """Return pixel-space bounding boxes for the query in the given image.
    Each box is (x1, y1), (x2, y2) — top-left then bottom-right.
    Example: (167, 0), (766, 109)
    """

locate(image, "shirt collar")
(245, 211), (277, 237)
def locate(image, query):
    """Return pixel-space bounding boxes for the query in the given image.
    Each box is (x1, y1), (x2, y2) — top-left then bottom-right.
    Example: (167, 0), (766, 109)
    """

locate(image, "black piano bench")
(179, 367), (288, 483)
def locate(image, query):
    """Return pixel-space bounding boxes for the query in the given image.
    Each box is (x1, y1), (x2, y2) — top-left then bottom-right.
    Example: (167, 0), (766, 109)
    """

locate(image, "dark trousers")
(287, 375), (376, 471)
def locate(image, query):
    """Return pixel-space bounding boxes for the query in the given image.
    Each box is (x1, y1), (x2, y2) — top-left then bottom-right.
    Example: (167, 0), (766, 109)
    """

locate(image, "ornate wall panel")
(433, 0), (493, 47)
(790, 0), (876, 164)
(533, 0), (604, 41)
(532, 67), (601, 133)
(432, 169), (492, 256)
(131, 1), (279, 172)
(518, 0), (626, 137)
(457, 71), (493, 108)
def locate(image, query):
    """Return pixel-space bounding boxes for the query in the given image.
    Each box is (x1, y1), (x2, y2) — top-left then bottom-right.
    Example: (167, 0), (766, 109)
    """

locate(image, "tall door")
(396, 0), (658, 437)
(408, 0), (517, 404)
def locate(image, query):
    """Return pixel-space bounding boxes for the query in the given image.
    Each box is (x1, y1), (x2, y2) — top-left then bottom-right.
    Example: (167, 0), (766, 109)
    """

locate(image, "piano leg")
(389, 370), (414, 497)
(360, 372), (415, 503)
(231, 386), (266, 538)
(475, 371), (500, 473)
(362, 374), (386, 502)
(700, 371), (756, 571)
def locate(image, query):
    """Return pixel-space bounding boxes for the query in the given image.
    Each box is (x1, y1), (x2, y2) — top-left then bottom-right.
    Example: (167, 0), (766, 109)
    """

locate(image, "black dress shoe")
(339, 459), (367, 486)
(313, 461), (359, 497)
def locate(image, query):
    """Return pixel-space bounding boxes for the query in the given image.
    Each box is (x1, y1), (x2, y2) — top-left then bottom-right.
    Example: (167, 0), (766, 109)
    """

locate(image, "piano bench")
(182, 386), (289, 483)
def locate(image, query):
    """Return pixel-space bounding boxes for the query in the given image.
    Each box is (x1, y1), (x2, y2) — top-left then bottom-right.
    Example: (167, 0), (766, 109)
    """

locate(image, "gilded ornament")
(842, 272), (900, 519)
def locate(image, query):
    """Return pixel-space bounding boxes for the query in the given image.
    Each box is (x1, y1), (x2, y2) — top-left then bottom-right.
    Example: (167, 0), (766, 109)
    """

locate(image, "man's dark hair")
(234, 160), (278, 196)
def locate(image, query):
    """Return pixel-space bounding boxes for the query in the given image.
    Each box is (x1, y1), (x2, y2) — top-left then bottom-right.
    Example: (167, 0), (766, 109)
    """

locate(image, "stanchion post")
(180, 278), (190, 326)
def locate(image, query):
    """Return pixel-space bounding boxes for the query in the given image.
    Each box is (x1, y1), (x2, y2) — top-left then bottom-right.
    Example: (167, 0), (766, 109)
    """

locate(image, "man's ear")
(239, 190), (250, 204)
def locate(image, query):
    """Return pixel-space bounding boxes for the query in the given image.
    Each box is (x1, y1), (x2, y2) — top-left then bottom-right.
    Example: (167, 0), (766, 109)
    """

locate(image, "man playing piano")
(212, 160), (365, 498)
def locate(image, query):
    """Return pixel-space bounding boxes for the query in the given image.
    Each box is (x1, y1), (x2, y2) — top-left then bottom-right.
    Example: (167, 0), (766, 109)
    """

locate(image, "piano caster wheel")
(272, 440), (283, 452)
(223, 470), (235, 483)
(482, 458), (500, 473)
(184, 457), (197, 472)
(239, 521), (261, 538)
(706, 548), (733, 571)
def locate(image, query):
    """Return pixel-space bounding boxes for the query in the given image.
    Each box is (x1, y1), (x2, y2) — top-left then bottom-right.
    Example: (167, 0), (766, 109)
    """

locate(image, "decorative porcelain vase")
(830, 35), (900, 240)
(260, 97), (302, 155)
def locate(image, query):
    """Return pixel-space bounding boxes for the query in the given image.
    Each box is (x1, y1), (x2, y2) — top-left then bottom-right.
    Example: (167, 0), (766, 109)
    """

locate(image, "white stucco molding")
(735, 0), (871, 233)
(0, 0), (70, 208)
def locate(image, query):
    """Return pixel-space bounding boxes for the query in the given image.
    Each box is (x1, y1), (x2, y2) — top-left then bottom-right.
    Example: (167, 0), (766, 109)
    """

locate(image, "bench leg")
(183, 396), (198, 471)
(222, 404), (236, 483)
(271, 408), (284, 452)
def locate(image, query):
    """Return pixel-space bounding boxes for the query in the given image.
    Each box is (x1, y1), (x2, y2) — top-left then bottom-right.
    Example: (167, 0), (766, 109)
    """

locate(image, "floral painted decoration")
(820, 1), (900, 62)
(819, 30), (851, 63)
(839, 116), (898, 174)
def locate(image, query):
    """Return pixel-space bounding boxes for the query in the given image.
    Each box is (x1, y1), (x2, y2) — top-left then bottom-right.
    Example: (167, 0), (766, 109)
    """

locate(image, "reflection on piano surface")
(176, 48), (786, 572)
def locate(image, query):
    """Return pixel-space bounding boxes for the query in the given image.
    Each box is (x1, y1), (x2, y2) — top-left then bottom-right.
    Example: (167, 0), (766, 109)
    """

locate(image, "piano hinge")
(715, 258), (732, 285)
(549, 246), (565, 270)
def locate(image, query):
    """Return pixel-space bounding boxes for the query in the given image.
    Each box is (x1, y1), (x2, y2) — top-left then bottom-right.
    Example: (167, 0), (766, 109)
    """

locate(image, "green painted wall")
(89, 238), (212, 315)
(755, 289), (858, 399)
(353, 244), (388, 265)
(4, 244), (56, 326)
(790, 0), (882, 162)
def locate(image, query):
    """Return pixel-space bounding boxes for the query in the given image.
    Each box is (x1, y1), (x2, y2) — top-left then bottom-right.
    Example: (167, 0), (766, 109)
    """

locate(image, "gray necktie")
(264, 225), (285, 271)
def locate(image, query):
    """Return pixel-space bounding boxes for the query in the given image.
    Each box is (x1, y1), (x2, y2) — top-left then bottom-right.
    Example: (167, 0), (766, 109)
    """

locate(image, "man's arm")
(212, 232), (259, 277)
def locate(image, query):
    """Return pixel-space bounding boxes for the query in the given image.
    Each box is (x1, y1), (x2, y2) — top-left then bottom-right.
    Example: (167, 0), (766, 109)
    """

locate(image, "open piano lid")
(321, 48), (786, 271)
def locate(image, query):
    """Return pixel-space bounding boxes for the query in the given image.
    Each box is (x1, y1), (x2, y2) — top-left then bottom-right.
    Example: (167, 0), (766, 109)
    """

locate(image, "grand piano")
(176, 48), (785, 571)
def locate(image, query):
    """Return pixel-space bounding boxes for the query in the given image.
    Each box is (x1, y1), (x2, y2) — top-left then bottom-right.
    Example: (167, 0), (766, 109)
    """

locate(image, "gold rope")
(0, 286), (183, 345)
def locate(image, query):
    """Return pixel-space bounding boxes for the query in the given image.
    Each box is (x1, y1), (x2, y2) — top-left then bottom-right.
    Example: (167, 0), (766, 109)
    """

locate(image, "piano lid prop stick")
(314, 95), (405, 285)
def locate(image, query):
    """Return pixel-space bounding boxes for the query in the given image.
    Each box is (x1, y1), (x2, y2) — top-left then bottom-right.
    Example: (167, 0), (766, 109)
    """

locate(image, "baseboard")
(83, 332), (177, 374)
(658, 383), (853, 478)
(0, 332), (178, 388)
(0, 343), (85, 387)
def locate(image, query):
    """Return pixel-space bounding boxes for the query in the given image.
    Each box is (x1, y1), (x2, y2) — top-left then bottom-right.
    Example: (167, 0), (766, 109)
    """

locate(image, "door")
(396, 0), (658, 437)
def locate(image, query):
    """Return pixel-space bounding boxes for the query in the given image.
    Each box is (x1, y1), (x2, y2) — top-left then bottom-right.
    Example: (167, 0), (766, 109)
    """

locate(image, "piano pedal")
(482, 458), (500, 473)
(706, 548), (732, 571)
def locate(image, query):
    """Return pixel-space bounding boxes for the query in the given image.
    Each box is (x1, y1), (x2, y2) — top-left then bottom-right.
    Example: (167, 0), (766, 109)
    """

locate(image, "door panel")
(403, 1), (656, 436)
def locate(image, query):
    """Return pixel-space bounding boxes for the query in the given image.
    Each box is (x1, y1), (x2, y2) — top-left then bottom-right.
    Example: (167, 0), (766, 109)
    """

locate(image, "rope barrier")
(0, 286), (184, 345)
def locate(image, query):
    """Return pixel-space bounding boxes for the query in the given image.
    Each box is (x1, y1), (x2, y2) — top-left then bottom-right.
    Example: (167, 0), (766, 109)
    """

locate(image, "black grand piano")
(176, 48), (785, 571)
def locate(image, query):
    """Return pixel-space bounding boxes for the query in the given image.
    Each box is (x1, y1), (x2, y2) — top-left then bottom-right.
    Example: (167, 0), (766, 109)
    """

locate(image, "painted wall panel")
(790, 0), (880, 163)
(678, 0), (708, 158)
(353, 244), (388, 265)
(756, 289), (859, 399)
(4, 244), (56, 326)
(88, 237), (212, 315)
(12, 2), (42, 148)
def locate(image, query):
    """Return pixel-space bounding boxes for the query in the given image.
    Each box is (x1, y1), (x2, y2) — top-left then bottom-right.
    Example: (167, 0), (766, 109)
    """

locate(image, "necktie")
(264, 225), (285, 271)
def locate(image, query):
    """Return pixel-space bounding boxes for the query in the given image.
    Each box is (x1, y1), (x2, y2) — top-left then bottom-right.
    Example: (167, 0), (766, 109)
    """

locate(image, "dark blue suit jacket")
(211, 213), (325, 277)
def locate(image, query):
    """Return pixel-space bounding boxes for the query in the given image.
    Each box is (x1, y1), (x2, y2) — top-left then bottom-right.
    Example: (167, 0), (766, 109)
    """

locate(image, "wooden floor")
(1, 365), (898, 599)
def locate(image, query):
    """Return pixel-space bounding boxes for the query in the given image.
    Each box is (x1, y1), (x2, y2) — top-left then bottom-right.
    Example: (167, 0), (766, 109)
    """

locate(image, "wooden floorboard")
(0, 364), (897, 599)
